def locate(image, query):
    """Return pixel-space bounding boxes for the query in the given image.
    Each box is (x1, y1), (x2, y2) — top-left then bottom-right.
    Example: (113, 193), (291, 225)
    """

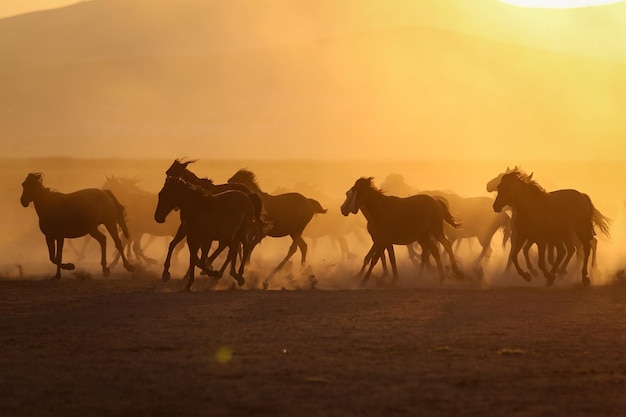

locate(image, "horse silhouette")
(160, 159), (264, 281)
(492, 168), (610, 286)
(341, 177), (463, 286)
(228, 169), (327, 273)
(154, 176), (259, 291)
(102, 175), (183, 266)
(20, 172), (135, 279)
(488, 167), (601, 277)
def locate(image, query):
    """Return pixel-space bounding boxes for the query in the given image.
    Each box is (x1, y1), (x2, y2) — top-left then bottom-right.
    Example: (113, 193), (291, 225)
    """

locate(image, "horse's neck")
(178, 189), (212, 217)
(511, 185), (549, 217)
(360, 191), (388, 222)
(31, 187), (61, 216)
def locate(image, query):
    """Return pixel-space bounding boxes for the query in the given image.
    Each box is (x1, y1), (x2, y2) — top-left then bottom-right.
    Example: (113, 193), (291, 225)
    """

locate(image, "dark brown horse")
(488, 168), (601, 277)
(154, 176), (258, 291)
(103, 175), (183, 265)
(20, 172), (135, 279)
(160, 159), (264, 281)
(341, 177), (463, 286)
(228, 169), (328, 272)
(492, 168), (610, 286)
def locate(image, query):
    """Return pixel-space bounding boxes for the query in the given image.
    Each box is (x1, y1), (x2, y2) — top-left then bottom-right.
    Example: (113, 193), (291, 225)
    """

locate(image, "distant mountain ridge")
(1, 0), (624, 159)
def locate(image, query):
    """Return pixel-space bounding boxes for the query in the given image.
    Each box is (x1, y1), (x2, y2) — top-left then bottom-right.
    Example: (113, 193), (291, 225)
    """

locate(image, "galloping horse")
(492, 168), (610, 286)
(20, 172), (135, 279)
(488, 167), (601, 276)
(228, 169), (328, 272)
(341, 177), (464, 286)
(103, 175), (183, 265)
(154, 176), (258, 291)
(159, 159), (264, 281)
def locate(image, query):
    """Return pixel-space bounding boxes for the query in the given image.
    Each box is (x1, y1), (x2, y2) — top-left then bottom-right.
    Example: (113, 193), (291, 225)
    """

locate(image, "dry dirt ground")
(1, 271), (625, 417)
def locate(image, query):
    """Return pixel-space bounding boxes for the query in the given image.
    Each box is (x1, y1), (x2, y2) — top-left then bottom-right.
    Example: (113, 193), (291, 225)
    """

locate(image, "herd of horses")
(19, 161), (611, 289)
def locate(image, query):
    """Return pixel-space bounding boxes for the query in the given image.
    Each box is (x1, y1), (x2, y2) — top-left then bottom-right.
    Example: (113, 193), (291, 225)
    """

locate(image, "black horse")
(20, 172), (135, 279)
(159, 159), (264, 281)
(154, 176), (259, 291)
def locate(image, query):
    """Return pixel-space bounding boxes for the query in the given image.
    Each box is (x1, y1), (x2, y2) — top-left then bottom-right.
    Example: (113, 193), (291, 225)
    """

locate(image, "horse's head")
(341, 177), (375, 216)
(20, 172), (44, 207)
(492, 172), (521, 213)
(166, 159), (196, 179)
(155, 176), (184, 223)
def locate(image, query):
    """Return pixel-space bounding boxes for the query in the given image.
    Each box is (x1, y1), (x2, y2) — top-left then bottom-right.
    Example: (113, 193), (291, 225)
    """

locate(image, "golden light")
(500, 0), (624, 7)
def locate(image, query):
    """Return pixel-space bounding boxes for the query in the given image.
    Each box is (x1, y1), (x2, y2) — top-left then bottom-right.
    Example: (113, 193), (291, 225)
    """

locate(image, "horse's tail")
(436, 198), (462, 229)
(592, 205), (611, 239)
(104, 189), (130, 239)
(309, 198), (328, 214)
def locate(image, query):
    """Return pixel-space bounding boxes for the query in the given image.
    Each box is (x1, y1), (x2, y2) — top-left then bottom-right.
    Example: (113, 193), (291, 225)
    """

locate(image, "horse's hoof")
(125, 264), (136, 273)
(206, 270), (221, 278)
(162, 272), (171, 282)
(61, 263), (75, 270)
(262, 280), (269, 290)
(103, 267), (111, 277)
(522, 273), (532, 282)
(546, 276), (556, 287)
(530, 268), (539, 277)
(582, 276), (591, 287)
(236, 276), (245, 287)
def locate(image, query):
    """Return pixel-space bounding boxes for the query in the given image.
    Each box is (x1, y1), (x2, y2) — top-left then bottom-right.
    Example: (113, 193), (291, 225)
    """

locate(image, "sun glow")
(501, 0), (624, 7)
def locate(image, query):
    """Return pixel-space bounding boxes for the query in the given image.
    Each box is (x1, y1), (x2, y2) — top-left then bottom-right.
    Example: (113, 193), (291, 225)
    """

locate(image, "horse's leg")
(296, 235), (308, 265)
(406, 243), (421, 267)
(536, 241), (555, 286)
(357, 244), (376, 277)
(133, 233), (158, 265)
(229, 242), (246, 287)
(434, 233), (463, 279)
(550, 240), (567, 276)
(362, 245), (382, 287)
(88, 227), (110, 277)
(274, 236), (300, 272)
(557, 236), (576, 275)
(185, 241), (199, 291)
(575, 225), (593, 286)
(204, 241), (228, 277)
(163, 224), (186, 282)
(590, 237), (598, 270)
(103, 221), (134, 273)
(388, 245), (399, 284)
(422, 237), (445, 281)
(522, 239), (537, 277)
(510, 234), (532, 282)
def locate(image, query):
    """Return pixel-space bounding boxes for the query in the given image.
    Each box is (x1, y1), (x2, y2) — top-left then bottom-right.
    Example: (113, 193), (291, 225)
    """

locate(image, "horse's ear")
(505, 166), (510, 173)
(529, 172), (533, 180)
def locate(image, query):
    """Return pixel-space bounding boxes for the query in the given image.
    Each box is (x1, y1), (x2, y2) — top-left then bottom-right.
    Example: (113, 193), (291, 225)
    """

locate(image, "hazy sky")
(1, 0), (625, 160)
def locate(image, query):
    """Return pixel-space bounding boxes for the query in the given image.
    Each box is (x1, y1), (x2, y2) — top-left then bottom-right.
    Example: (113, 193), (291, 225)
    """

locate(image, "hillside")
(0, 0), (624, 159)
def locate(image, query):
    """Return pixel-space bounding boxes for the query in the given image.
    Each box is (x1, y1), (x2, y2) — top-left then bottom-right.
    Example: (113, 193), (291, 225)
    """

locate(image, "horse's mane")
(357, 177), (385, 196)
(507, 167), (547, 194)
(231, 169), (262, 192)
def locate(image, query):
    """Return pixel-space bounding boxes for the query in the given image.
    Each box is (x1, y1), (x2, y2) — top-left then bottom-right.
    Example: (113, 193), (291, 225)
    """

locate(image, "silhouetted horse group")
(20, 164), (611, 288)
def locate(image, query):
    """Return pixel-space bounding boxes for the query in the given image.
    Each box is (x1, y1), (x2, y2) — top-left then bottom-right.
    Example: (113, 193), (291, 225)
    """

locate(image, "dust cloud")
(2, 157), (625, 289)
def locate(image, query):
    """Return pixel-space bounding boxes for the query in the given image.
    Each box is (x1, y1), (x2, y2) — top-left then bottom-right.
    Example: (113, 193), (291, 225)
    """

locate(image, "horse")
(154, 176), (258, 291)
(160, 159), (265, 281)
(422, 190), (511, 267)
(487, 167), (601, 276)
(380, 173), (510, 272)
(492, 168), (610, 286)
(340, 177), (464, 286)
(102, 175), (184, 265)
(272, 183), (368, 261)
(20, 172), (135, 280)
(228, 169), (328, 272)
